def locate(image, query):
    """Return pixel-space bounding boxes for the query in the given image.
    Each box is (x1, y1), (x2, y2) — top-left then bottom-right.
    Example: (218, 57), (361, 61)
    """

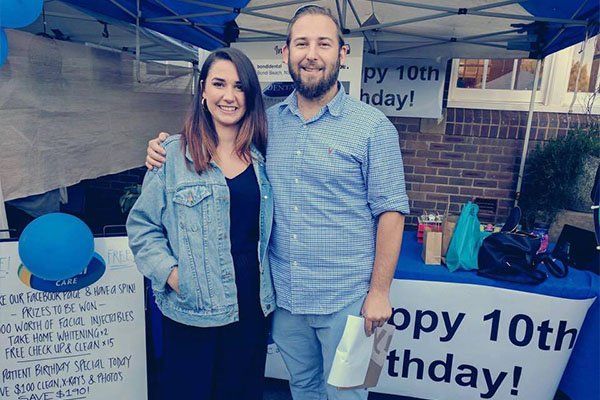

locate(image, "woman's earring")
(201, 97), (206, 108)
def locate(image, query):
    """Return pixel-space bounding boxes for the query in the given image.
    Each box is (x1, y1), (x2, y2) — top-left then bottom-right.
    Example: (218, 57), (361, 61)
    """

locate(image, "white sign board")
(266, 280), (595, 400)
(361, 55), (446, 118)
(0, 237), (147, 400)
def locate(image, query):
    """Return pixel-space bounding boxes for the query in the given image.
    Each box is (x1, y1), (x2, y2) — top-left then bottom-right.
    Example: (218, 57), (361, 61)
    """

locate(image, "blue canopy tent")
(37, 0), (598, 59)
(11, 1), (598, 60)
(59, 0), (245, 52)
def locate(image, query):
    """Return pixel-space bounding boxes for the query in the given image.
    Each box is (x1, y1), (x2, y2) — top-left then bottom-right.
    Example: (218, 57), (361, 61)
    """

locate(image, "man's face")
(283, 14), (346, 100)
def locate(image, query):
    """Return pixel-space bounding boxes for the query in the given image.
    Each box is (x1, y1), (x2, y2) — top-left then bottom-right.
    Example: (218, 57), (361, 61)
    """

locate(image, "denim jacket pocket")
(172, 185), (214, 311)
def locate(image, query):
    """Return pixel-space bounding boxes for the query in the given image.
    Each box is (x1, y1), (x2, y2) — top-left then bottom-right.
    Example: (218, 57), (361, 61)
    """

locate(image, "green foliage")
(119, 184), (142, 214)
(520, 124), (600, 228)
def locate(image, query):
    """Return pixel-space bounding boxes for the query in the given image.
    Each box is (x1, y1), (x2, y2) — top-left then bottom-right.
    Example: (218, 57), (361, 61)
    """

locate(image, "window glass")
(457, 58), (543, 90)
(514, 59), (543, 90)
(457, 59), (485, 88)
(485, 59), (514, 89)
(568, 35), (599, 93)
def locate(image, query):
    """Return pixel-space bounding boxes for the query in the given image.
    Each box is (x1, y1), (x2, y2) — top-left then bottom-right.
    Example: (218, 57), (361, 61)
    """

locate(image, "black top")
(225, 165), (260, 256)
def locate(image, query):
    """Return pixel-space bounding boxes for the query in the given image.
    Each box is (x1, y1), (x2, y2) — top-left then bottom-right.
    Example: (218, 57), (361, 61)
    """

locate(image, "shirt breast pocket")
(306, 143), (362, 183)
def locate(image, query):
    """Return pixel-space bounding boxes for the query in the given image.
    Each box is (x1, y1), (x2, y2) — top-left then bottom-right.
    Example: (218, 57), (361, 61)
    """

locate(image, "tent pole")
(136, 0), (141, 82)
(514, 58), (542, 207)
(0, 178), (9, 240)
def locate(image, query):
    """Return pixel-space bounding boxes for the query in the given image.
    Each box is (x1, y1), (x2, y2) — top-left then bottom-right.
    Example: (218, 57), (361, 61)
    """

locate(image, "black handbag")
(477, 207), (567, 285)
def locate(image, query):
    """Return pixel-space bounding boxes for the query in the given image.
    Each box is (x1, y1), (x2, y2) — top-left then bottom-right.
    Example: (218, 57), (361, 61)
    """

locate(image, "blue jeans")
(272, 296), (369, 400)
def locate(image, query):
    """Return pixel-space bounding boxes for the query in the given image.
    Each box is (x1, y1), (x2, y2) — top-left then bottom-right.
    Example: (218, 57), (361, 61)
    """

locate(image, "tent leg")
(0, 178), (9, 239)
(136, 0), (141, 82)
(514, 58), (542, 207)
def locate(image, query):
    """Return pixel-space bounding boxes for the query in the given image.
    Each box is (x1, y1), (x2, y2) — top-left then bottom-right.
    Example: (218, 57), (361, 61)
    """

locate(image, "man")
(146, 6), (409, 399)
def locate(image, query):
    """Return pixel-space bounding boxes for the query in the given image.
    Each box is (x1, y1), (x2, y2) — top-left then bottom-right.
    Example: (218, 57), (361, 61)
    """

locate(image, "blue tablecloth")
(395, 231), (599, 400)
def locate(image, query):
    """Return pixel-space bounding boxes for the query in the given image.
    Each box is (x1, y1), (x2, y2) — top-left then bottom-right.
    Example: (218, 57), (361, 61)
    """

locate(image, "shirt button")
(294, 178), (299, 184)
(293, 206), (299, 212)
(296, 150), (302, 156)
(263, 195), (268, 199)
(292, 261), (298, 267)
(292, 234), (297, 240)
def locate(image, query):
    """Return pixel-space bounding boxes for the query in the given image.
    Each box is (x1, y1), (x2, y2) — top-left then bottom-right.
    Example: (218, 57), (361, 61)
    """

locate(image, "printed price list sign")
(0, 237), (147, 400)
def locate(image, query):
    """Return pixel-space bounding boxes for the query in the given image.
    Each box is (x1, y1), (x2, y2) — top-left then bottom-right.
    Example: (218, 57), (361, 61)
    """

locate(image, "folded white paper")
(328, 315), (373, 388)
(327, 315), (396, 389)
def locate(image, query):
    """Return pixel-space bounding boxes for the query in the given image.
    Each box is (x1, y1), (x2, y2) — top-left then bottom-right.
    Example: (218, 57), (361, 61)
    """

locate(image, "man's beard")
(289, 57), (341, 100)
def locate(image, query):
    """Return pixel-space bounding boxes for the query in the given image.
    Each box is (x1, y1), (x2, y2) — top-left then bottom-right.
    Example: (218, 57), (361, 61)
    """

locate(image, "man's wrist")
(368, 286), (390, 297)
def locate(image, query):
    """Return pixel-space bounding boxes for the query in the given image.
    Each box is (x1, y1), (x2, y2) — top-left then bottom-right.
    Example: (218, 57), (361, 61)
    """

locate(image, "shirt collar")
(278, 82), (346, 119)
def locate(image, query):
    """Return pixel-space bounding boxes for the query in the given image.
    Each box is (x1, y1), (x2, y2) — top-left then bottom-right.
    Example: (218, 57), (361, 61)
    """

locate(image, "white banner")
(361, 55), (446, 118)
(266, 280), (595, 400)
(0, 237), (147, 400)
(233, 38), (364, 107)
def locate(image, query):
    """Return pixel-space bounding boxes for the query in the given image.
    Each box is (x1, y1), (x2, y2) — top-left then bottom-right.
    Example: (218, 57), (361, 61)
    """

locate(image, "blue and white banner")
(361, 55), (446, 118)
(266, 280), (595, 400)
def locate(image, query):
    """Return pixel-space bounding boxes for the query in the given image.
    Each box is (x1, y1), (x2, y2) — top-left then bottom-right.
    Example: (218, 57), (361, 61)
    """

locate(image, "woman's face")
(202, 59), (246, 131)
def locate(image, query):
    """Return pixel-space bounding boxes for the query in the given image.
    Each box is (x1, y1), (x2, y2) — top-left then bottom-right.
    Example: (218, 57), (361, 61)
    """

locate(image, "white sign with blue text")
(361, 55), (446, 118)
(0, 237), (147, 400)
(266, 279), (594, 400)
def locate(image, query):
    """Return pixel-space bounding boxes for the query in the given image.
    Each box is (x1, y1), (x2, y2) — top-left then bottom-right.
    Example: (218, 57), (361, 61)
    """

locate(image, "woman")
(126, 47), (275, 400)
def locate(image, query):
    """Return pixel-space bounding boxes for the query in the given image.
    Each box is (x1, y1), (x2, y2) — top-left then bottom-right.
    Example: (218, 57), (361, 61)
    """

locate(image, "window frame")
(447, 38), (600, 115)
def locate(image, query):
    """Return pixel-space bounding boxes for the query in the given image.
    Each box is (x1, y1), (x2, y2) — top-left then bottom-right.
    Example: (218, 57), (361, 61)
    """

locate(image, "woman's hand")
(167, 266), (180, 294)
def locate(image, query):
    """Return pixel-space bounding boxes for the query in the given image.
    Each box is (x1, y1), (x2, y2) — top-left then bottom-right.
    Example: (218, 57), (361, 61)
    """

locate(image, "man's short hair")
(286, 4), (345, 48)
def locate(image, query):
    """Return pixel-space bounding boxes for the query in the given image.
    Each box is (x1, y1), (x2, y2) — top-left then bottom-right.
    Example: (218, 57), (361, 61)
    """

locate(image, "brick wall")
(395, 109), (593, 226)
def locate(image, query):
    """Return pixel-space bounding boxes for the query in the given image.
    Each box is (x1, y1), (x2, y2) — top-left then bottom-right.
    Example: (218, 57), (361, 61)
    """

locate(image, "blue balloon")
(0, 29), (6, 67)
(18, 213), (95, 281)
(0, 0), (43, 28)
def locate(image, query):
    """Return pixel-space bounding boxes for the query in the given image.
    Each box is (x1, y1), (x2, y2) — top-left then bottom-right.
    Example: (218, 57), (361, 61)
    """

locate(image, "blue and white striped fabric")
(266, 86), (410, 315)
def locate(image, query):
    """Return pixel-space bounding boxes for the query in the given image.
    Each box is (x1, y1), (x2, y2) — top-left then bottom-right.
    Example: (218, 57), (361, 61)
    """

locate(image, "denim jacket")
(126, 135), (275, 327)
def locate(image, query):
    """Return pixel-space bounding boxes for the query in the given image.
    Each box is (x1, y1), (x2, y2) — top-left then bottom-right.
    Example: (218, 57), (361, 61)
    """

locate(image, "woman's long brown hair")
(182, 47), (267, 173)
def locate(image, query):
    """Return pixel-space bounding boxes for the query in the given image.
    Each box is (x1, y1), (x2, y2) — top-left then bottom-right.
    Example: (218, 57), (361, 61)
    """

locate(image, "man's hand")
(167, 266), (180, 294)
(145, 132), (170, 170)
(361, 289), (392, 337)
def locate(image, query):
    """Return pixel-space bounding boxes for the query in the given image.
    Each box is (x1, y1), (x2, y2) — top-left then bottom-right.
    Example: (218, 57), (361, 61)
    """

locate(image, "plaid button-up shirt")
(266, 86), (410, 314)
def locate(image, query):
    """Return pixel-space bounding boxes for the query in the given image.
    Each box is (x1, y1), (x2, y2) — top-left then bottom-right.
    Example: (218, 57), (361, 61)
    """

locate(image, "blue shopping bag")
(446, 202), (484, 272)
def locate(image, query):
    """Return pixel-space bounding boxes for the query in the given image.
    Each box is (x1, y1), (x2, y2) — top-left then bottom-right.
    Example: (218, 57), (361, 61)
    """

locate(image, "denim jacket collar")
(184, 142), (265, 165)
